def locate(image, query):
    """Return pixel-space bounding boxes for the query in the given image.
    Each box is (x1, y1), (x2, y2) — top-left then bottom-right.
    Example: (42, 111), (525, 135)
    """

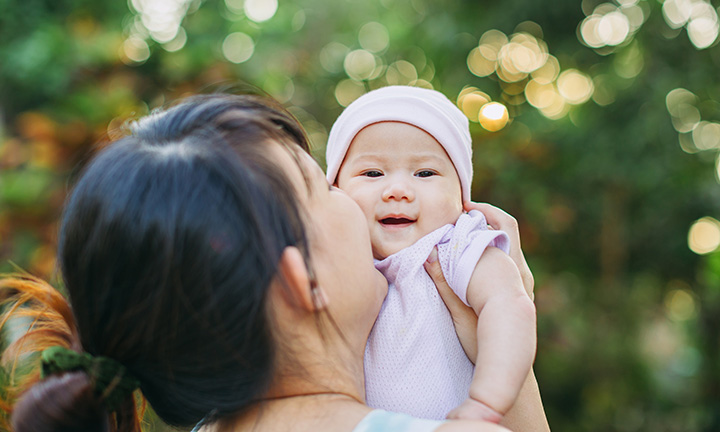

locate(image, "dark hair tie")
(41, 346), (140, 412)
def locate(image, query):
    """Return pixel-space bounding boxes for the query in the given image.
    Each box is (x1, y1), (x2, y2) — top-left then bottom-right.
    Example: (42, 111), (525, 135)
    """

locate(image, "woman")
(0, 94), (548, 431)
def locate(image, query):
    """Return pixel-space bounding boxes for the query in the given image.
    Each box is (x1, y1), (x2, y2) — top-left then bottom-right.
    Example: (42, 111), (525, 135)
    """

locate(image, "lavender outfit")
(365, 210), (510, 420)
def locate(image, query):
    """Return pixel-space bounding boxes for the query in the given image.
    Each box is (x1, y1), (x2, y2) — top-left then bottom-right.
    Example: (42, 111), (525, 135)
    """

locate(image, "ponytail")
(0, 275), (143, 432)
(12, 372), (108, 431)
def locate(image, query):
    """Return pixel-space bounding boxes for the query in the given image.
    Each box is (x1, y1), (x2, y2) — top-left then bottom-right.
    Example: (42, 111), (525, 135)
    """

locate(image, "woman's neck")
(264, 350), (366, 404)
(223, 356), (368, 431)
(226, 392), (371, 432)
(266, 311), (369, 403)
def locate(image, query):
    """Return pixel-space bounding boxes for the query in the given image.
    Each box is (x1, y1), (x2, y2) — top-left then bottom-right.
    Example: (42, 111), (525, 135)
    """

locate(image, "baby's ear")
(276, 246), (314, 312)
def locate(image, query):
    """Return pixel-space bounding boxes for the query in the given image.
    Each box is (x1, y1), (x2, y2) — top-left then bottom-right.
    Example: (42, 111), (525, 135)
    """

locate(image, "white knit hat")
(326, 85), (473, 202)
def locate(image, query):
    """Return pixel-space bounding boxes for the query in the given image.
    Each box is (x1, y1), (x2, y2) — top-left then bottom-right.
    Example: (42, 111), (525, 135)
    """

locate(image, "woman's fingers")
(464, 202), (535, 300)
(464, 202), (516, 232)
(425, 248), (479, 361)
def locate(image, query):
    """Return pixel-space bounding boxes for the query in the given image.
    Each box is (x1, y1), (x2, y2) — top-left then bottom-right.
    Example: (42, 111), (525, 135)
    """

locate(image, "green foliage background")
(2, 0), (720, 430)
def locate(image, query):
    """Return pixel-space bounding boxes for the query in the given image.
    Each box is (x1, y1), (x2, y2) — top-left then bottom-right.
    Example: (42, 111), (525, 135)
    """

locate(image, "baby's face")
(336, 121), (463, 260)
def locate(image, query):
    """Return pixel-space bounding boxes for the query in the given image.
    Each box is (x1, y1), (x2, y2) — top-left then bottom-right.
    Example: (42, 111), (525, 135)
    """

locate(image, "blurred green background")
(2, 0), (720, 430)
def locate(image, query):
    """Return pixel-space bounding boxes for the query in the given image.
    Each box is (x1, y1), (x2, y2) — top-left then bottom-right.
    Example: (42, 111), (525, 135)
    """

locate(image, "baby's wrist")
(464, 397), (503, 423)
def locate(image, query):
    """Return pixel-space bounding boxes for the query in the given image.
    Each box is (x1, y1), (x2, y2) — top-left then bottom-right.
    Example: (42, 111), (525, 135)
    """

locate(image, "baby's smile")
(379, 214), (416, 228)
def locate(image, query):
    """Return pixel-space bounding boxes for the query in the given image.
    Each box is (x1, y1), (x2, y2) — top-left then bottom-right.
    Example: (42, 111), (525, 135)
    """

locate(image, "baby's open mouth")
(380, 217), (415, 225)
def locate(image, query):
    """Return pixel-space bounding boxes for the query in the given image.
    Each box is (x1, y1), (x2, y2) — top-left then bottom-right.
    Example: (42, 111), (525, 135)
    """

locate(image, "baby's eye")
(415, 170), (437, 178)
(361, 170), (383, 178)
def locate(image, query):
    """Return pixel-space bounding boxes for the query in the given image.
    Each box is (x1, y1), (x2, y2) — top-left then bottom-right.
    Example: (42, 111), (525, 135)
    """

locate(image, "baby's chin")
(371, 241), (412, 261)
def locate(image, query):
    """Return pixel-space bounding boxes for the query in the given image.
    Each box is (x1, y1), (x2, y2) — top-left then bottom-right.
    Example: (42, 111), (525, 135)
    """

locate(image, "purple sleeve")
(436, 210), (510, 306)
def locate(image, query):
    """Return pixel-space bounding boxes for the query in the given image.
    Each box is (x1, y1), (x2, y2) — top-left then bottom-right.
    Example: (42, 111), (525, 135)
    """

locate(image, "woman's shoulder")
(435, 419), (510, 432)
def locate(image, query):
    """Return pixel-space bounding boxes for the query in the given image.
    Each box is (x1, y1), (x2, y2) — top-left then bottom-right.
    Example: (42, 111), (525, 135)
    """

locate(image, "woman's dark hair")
(0, 94), (313, 431)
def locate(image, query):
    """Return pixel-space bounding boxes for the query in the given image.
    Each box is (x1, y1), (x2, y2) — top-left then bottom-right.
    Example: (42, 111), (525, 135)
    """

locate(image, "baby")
(325, 86), (536, 422)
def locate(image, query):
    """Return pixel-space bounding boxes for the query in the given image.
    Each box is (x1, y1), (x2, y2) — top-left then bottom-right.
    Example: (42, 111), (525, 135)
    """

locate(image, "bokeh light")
(531, 55), (559, 84)
(244, 0), (278, 23)
(335, 79), (366, 107)
(556, 69), (594, 105)
(539, 93), (569, 120)
(663, 0), (692, 28)
(415, 80), (434, 89)
(457, 87), (491, 122)
(613, 41), (644, 78)
(662, 0), (719, 49)
(666, 88), (698, 115)
(525, 80), (558, 109)
(129, 0), (193, 43)
(222, 32), (255, 64)
(162, 27), (187, 52)
(665, 288), (697, 321)
(666, 88), (701, 133)
(688, 216), (720, 254)
(224, 0), (243, 14)
(264, 75), (294, 104)
(479, 102), (509, 132)
(591, 74), (615, 106)
(598, 11), (630, 45)
(499, 33), (548, 74)
(467, 46), (496, 77)
(320, 42), (349, 73)
(692, 121), (720, 150)
(359, 22), (390, 53)
(579, 2), (647, 49)
(467, 27), (593, 121)
(679, 132), (698, 154)
(122, 36), (150, 63)
(385, 60), (417, 85)
(343, 49), (378, 81)
(687, 14), (719, 49)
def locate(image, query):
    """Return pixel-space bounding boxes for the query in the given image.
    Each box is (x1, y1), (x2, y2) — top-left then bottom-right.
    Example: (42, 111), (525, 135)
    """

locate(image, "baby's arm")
(448, 246), (537, 422)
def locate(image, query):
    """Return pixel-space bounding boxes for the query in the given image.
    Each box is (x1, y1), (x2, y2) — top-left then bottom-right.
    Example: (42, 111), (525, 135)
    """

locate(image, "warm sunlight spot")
(525, 80), (558, 109)
(556, 69), (594, 105)
(461, 92), (491, 122)
(467, 47), (496, 77)
(479, 102), (509, 131)
(688, 217), (720, 254)
(531, 55), (559, 84)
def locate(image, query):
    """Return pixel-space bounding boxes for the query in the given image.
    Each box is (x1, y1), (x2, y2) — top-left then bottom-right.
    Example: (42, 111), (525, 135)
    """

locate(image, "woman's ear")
(277, 246), (323, 312)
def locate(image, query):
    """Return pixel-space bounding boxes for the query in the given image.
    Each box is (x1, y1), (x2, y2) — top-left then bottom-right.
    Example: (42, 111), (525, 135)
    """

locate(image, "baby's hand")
(447, 398), (503, 424)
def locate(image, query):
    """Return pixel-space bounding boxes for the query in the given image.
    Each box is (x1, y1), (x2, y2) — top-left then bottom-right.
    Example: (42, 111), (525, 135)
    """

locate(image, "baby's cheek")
(436, 197), (463, 224)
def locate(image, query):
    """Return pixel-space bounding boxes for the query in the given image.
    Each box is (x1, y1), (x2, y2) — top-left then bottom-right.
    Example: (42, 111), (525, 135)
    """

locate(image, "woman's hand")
(424, 248), (479, 361)
(465, 202), (534, 300)
(424, 202), (536, 361)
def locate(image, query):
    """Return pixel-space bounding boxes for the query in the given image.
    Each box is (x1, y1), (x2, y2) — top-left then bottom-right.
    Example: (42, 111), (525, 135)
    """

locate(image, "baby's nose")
(382, 182), (415, 202)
